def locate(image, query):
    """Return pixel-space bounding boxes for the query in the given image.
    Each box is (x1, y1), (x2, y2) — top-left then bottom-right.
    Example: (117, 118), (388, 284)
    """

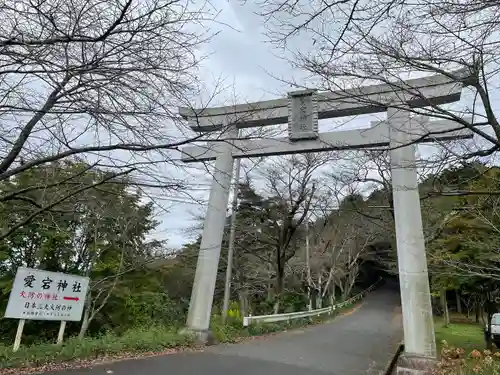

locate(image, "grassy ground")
(434, 318), (484, 352)
(0, 302), (360, 372)
(0, 326), (195, 370)
(433, 315), (500, 375)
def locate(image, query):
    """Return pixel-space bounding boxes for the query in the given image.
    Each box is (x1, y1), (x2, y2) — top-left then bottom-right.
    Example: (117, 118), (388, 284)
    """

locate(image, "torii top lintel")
(178, 70), (465, 132)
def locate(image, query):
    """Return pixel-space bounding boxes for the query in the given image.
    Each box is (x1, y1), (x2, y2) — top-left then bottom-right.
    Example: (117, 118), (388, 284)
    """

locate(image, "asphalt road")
(47, 286), (403, 375)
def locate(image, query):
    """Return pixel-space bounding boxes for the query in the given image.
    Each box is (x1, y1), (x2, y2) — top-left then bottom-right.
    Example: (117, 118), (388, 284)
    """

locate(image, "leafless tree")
(258, 153), (338, 313)
(314, 148), (464, 277)
(250, 0), (500, 159)
(225, 153), (337, 314)
(0, 0), (218, 234)
(294, 208), (374, 309)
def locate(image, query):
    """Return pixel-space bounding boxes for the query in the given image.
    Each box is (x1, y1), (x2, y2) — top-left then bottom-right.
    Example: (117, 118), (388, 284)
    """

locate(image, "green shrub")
(0, 293), (361, 369)
(210, 314), (244, 342)
(246, 322), (282, 335)
(227, 301), (242, 321)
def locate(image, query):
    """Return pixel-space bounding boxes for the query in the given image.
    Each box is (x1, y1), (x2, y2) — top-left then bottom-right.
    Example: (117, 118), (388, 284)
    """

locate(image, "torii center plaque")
(288, 89), (319, 141)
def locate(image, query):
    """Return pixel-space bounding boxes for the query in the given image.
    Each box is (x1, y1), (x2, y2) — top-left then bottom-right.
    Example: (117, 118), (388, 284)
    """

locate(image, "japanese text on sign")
(288, 90), (318, 140)
(5, 267), (89, 322)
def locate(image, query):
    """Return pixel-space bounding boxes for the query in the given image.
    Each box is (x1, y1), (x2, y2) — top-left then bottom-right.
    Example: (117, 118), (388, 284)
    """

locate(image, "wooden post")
(13, 319), (25, 352)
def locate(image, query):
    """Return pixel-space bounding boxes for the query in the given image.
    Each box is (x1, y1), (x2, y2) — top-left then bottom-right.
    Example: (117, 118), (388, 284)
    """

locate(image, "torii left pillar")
(185, 126), (237, 342)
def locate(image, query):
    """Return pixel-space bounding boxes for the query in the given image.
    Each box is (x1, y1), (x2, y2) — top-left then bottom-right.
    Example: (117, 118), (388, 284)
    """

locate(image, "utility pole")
(222, 156), (241, 323)
(306, 221), (312, 311)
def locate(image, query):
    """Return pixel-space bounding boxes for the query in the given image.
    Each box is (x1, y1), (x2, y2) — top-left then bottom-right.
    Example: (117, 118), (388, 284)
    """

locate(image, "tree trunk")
(475, 302), (480, 323)
(307, 286), (312, 311)
(316, 273), (322, 308)
(273, 300), (280, 314)
(329, 281), (335, 306)
(441, 289), (450, 327)
(78, 306), (91, 339)
(338, 281), (344, 300)
(273, 246), (285, 315)
(342, 287), (349, 301)
(342, 272), (356, 301)
(480, 305), (485, 325)
(273, 273), (284, 314)
(456, 291), (462, 314)
(487, 316), (493, 350)
(267, 262), (274, 300)
(486, 294), (494, 350)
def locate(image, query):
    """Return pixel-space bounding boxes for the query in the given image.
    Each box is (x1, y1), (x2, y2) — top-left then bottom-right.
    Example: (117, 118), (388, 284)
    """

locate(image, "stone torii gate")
(178, 72), (472, 373)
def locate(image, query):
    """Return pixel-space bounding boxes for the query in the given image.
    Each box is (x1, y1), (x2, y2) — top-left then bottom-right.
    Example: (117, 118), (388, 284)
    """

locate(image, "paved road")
(48, 287), (403, 375)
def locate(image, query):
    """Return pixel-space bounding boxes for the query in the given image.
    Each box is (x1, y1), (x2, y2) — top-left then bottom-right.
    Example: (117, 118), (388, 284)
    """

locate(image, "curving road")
(47, 286), (403, 375)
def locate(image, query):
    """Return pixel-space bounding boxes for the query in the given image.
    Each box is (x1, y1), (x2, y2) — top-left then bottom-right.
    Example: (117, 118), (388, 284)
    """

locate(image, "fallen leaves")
(0, 346), (203, 375)
(431, 341), (500, 375)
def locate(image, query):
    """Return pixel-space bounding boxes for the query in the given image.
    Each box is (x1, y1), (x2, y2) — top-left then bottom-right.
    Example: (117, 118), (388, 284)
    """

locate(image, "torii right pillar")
(388, 107), (437, 374)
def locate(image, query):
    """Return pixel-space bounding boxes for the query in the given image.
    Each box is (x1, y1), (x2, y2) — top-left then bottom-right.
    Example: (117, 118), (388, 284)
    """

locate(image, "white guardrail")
(242, 278), (382, 327)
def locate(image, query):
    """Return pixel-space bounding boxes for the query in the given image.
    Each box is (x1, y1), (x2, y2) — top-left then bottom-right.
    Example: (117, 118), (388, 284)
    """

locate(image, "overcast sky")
(151, 0), (489, 250)
(153, 0), (367, 249)
(154, 0), (310, 249)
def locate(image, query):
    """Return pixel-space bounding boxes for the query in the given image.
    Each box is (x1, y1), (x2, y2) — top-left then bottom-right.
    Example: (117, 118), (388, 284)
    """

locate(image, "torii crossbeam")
(180, 117), (469, 162)
(178, 71), (472, 373)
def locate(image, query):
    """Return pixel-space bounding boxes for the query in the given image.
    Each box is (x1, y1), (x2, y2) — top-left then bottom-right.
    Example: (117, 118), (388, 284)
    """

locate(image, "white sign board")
(288, 89), (318, 141)
(5, 267), (89, 322)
